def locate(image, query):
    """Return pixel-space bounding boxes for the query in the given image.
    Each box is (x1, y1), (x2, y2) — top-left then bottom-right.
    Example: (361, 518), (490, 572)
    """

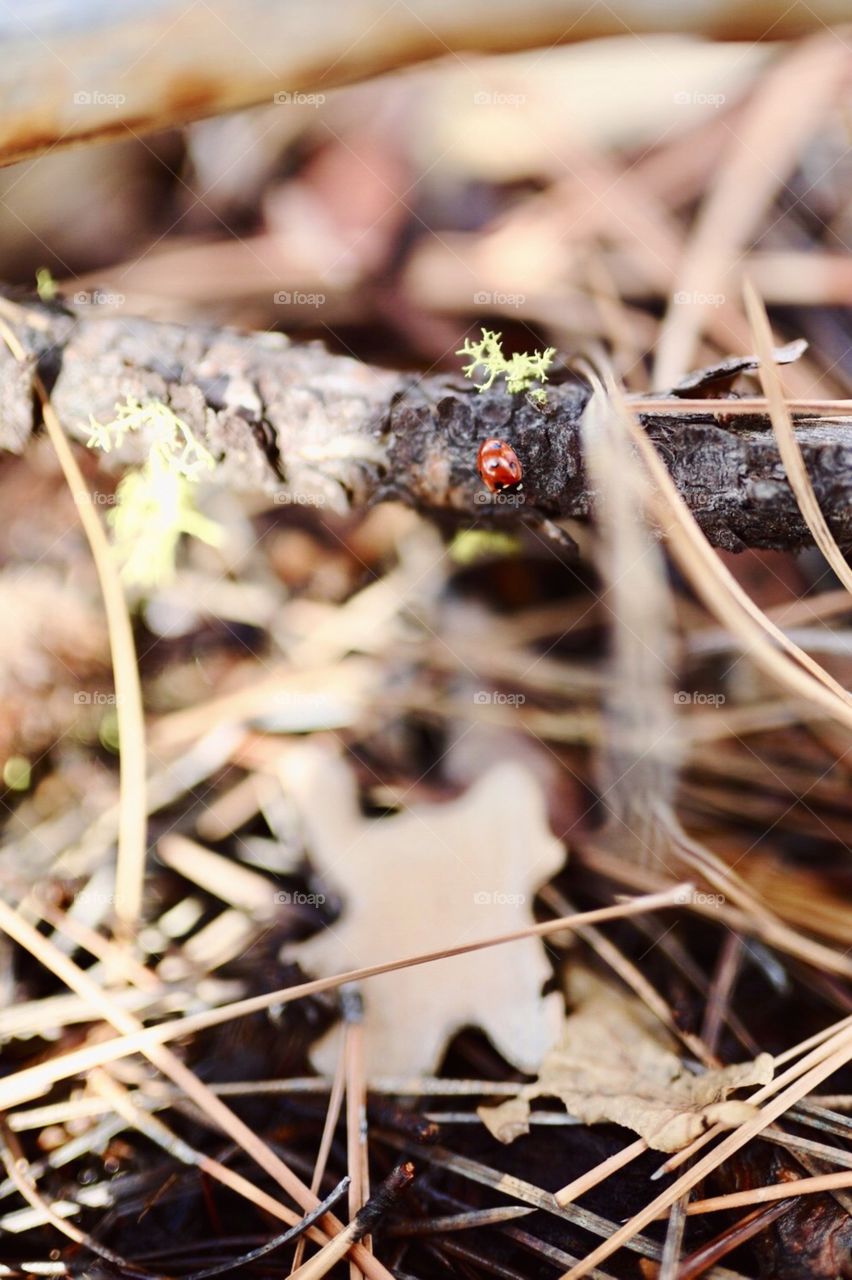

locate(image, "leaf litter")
(479, 968), (774, 1152)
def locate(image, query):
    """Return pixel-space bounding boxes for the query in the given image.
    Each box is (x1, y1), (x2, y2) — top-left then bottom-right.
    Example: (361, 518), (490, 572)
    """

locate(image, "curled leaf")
(479, 969), (773, 1152)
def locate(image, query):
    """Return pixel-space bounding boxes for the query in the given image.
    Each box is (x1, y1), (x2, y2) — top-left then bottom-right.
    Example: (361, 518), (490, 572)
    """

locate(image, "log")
(2, 297), (851, 553)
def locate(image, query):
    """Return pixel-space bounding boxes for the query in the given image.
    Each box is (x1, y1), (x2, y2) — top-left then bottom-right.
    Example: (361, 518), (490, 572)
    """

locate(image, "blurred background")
(4, 27), (852, 897)
(3, 18), (852, 1280)
(6, 33), (851, 393)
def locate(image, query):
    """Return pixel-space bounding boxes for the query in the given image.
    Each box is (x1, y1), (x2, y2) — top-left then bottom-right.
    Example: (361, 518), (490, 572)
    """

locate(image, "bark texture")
(3, 297), (851, 553)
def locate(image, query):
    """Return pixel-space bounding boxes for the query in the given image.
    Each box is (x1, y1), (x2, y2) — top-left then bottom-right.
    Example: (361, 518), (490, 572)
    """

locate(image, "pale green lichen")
(35, 267), (58, 302)
(456, 328), (555, 402)
(87, 397), (217, 480)
(450, 529), (521, 564)
(88, 397), (223, 589)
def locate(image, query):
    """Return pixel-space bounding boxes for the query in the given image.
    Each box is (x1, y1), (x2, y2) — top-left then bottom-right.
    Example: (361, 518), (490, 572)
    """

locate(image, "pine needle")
(0, 886), (691, 1111)
(0, 315), (147, 932)
(744, 278), (852, 597)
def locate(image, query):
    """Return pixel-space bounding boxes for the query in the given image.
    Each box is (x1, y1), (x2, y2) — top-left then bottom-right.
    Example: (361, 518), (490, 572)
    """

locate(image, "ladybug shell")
(476, 438), (523, 492)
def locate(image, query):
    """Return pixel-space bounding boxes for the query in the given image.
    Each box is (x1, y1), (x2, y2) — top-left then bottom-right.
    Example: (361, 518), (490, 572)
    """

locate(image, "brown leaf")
(280, 746), (566, 1076)
(479, 969), (773, 1152)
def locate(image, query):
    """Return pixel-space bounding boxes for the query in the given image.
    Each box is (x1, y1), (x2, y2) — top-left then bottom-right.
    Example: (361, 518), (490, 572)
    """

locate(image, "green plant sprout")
(450, 529), (521, 565)
(35, 267), (57, 301)
(456, 328), (555, 402)
(87, 397), (224, 589)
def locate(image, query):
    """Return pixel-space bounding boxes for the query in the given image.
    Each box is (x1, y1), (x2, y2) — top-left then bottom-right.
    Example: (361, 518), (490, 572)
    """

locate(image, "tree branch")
(2, 297), (850, 553)
(1, 1), (848, 170)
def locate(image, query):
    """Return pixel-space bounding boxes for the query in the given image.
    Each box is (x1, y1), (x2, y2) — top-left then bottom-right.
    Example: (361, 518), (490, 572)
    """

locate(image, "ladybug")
(476, 438), (523, 492)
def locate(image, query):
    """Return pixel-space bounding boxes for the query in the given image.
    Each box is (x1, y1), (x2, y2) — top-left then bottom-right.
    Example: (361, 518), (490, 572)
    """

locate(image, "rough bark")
(1, 1), (846, 171)
(2, 297), (851, 553)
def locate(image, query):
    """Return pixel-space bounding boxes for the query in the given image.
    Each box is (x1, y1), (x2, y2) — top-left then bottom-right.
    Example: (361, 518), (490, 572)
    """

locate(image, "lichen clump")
(456, 328), (555, 402)
(87, 397), (223, 588)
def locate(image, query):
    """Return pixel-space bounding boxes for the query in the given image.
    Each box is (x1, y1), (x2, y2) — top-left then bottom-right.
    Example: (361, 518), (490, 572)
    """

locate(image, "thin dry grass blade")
(290, 1164), (414, 1280)
(0, 1119), (144, 1273)
(654, 36), (848, 385)
(674, 1200), (796, 1280)
(343, 988), (371, 1280)
(682, 1171), (852, 1215)
(554, 1139), (647, 1208)
(0, 887), (692, 1111)
(579, 841), (852, 979)
(636, 397), (852, 415)
(744, 279), (852, 597)
(291, 1052), (347, 1273)
(88, 1069), (327, 1241)
(0, 315), (147, 931)
(653, 1017), (852, 1181)
(0, 898), (394, 1280)
(658, 1195), (688, 1280)
(557, 1024), (852, 1277)
(607, 379), (852, 728)
(579, 365), (681, 861)
(378, 1133), (665, 1265)
(541, 884), (714, 1065)
(158, 833), (277, 917)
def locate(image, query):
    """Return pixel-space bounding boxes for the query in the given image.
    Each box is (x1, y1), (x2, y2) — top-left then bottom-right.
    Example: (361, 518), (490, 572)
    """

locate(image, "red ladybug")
(476, 438), (523, 492)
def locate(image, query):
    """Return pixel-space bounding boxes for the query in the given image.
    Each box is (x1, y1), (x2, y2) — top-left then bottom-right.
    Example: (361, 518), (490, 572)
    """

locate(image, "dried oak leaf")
(479, 968), (773, 1152)
(280, 746), (566, 1076)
